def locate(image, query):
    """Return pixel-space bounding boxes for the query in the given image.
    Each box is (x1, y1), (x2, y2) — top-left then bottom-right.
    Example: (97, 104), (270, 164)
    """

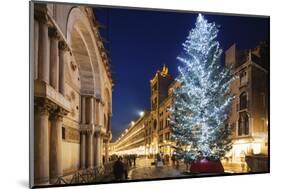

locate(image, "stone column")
(94, 98), (100, 126)
(89, 97), (94, 124)
(107, 113), (112, 132)
(49, 28), (60, 90)
(49, 109), (63, 184)
(34, 104), (50, 184)
(82, 96), (86, 124)
(94, 127), (102, 167)
(80, 131), (86, 169)
(86, 131), (93, 168)
(37, 14), (50, 84)
(105, 141), (109, 163)
(100, 138), (104, 165)
(59, 41), (67, 95)
(94, 135), (100, 166)
(34, 19), (39, 80)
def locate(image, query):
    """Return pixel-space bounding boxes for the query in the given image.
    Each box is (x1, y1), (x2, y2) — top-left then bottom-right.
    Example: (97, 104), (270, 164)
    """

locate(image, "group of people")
(154, 153), (180, 167)
(113, 154), (137, 181)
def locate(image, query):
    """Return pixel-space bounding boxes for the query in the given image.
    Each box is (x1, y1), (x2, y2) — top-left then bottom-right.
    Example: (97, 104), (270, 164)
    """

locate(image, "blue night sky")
(93, 7), (269, 141)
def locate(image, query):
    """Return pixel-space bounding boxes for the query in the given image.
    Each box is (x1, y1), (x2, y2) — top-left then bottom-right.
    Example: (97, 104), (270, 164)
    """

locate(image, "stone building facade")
(31, 2), (113, 186)
(111, 66), (178, 157)
(111, 112), (148, 155)
(225, 42), (269, 162)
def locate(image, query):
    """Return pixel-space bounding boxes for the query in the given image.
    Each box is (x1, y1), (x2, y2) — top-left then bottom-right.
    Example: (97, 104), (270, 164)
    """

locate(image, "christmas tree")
(169, 14), (234, 162)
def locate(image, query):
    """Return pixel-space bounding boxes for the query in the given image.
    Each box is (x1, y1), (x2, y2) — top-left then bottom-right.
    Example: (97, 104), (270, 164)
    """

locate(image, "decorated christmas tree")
(169, 14), (234, 164)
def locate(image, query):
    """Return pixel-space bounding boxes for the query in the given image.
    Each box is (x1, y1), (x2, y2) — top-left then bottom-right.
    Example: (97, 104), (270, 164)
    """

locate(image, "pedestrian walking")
(171, 154), (176, 166)
(123, 157), (129, 179)
(113, 156), (124, 181)
(133, 154), (137, 167)
(128, 155), (132, 167)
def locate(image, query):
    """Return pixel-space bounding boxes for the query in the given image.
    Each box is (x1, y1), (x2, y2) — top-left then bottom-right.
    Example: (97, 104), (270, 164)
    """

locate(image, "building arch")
(66, 7), (102, 96)
(239, 91), (248, 110)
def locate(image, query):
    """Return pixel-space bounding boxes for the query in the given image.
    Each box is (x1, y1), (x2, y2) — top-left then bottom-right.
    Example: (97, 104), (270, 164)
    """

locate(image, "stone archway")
(66, 7), (104, 170)
(66, 7), (101, 96)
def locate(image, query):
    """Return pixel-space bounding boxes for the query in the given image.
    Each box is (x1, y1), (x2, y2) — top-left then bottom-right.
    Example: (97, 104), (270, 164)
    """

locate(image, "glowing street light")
(131, 121), (135, 126)
(139, 111), (145, 117)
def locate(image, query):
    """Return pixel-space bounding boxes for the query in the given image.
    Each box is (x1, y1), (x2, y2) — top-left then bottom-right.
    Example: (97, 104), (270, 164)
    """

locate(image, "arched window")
(240, 70), (247, 86)
(238, 112), (249, 136)
(240, 92), (248, 110)
(153, 120), (157, 130)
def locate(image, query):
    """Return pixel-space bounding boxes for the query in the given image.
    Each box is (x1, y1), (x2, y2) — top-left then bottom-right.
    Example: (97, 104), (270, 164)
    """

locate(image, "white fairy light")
(169, 14), (234, 161)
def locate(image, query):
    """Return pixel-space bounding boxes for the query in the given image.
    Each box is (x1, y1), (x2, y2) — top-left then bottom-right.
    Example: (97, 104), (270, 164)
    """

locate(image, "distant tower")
(149, 65), (174, 155)
(150, 65), (174, 111)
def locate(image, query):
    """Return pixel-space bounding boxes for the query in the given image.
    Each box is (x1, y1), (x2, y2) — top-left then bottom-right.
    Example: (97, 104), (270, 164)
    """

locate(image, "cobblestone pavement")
(128, 157), (187, 180)
(127, 157), (249, 180)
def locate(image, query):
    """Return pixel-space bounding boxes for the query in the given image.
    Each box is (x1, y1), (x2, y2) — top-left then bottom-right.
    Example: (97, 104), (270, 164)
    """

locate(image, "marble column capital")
(37, 104), (49, 116)
(59, 41), (68, 51)
(34, 5), (49, 25)
(35, 99), (53, 116)
(94, 125), (106, 137)
(49, 108), (67, 121)
(48, 27), (60, 39)
(103, 132), (112, 142)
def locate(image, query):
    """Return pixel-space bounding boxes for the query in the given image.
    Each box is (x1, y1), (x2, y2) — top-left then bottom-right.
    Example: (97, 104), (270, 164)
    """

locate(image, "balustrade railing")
(55, 161), (116, 185)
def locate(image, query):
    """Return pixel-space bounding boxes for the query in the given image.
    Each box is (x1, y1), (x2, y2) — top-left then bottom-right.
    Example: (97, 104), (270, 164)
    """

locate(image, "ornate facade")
(31, 2), (112, 186)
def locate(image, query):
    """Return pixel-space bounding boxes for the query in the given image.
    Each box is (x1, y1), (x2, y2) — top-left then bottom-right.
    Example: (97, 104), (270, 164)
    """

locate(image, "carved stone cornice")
(34, 80), (71, 112)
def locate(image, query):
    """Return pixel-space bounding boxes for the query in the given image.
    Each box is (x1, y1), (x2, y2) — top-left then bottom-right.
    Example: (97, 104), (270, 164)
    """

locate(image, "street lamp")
(131, 121), (135, 126)
(139, 111), (145, 117)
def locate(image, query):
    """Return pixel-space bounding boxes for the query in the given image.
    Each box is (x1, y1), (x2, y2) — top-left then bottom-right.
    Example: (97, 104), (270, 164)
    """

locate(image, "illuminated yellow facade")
(225, 42), (269, 163)
(110, 112), (148, 156)
(111, 66), (177, 157)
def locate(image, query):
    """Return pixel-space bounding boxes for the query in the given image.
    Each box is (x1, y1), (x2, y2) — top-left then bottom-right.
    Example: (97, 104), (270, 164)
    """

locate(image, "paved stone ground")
(80, 157), (249, 183)
(128, 157), (249, 180)
(128, 157), (187, 180)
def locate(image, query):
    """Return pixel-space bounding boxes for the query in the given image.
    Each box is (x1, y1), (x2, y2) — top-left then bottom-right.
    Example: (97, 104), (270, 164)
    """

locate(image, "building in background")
(111, 111), (148, 156)
(32, 3), (113, 185)
(111, 43), (269, 166)
(111, 66), (177, 158)
(225, 42), (269, 163)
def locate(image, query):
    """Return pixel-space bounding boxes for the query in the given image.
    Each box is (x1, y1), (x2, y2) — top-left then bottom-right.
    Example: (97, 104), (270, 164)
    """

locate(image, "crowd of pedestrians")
(113, 154), (137, 181)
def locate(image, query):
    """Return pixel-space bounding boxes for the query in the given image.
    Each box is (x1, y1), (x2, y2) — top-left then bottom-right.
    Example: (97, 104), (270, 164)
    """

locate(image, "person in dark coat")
(113, 156), (124, 181)
(133, 154), (137, 166)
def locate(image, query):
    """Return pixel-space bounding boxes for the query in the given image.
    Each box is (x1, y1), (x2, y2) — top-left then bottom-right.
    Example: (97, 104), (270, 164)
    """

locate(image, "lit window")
(239, 92), (248, 110)
(238, 112), (249, 136)
(240, 70), (247, 86)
